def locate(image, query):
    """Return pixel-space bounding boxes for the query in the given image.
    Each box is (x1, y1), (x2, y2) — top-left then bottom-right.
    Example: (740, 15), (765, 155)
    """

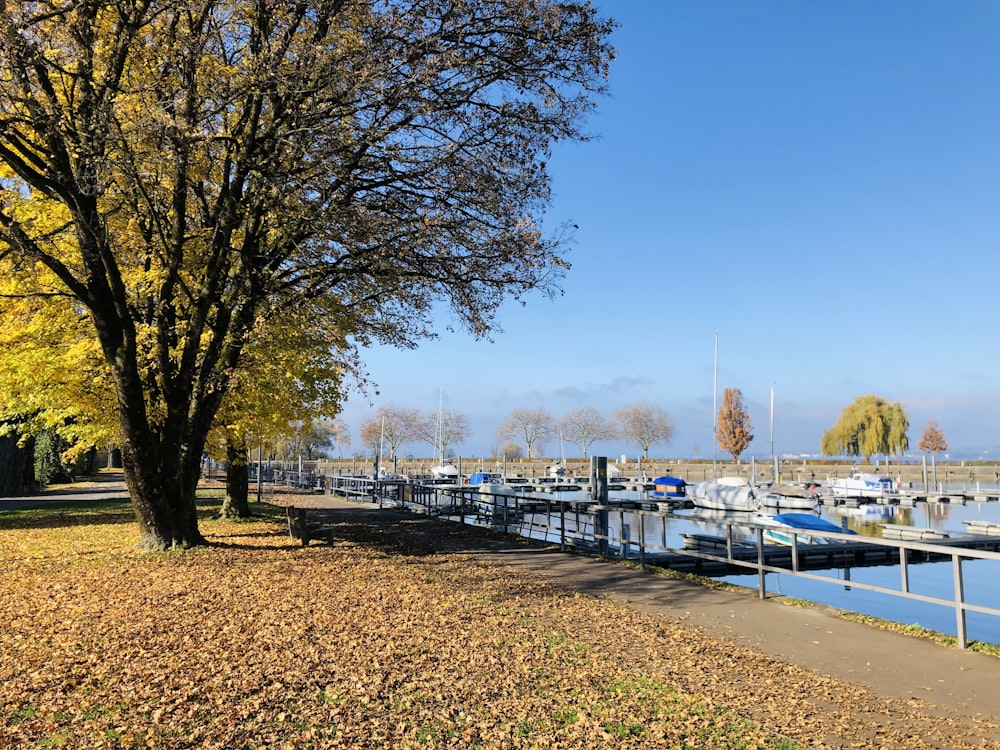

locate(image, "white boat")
(470, 472), (523, 495)
(547, 462), (567, 478)
(548, 433), (568, 477)
(691, 480), (759, 511)
(430, 462), (460, 481)
(451, 471), (522, 520)
(717, 476), (749, 487)
(826, 472), (897, 499)
(757, 485), (820, 511)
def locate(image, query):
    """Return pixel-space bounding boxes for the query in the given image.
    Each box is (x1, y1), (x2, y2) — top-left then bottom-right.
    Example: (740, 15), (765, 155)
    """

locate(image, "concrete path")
(0, 474), (130, 511)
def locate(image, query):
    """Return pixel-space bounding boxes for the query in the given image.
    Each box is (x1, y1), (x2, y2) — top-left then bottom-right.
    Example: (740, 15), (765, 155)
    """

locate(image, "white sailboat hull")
(691, 481), (759, 512)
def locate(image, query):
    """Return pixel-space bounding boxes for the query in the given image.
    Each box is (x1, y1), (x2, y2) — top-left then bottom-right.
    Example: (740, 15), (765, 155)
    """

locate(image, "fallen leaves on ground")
(1, 497), (998, 749)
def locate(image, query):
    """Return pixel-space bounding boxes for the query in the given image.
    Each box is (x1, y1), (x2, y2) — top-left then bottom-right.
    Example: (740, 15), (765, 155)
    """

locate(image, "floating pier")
(646, 532), (1000, 576)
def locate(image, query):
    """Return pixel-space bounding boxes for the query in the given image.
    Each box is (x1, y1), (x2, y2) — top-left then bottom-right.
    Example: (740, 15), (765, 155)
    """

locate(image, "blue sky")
(338, 0), (1000, 461)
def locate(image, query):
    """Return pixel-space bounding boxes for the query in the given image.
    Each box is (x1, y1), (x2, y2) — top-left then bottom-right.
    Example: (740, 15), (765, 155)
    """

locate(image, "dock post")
(560, 502), (566, 552)
(756, 527), (766, 599)
(954, 555), (968, 649)
(592, 456), (609, 556)
(638, 512), (645, 571)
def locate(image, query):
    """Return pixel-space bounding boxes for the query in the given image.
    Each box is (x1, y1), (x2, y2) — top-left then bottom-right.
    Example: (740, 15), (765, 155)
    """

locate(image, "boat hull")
(761, 513), (855, 545)
(757, 492), (819, 511)
(827, 473), (897, 498)
(691, 481), (758, 511)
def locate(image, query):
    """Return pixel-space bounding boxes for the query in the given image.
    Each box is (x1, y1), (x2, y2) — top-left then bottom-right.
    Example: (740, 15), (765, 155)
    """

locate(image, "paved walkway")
(283, 492), (1000, 735)
(0, 475), (130, 510)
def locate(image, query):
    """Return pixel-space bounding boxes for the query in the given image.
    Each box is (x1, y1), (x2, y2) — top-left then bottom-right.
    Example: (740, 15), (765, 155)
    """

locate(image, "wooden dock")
(640, 533), (1000, 577)
(964, 520), (1000, 536)
(817, 492), (1000, 511)
(880, 523), (950, 541)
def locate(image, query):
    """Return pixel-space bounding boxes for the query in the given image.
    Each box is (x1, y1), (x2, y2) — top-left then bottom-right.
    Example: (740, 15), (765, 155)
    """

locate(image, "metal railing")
(359, 483), (1000, 650)
(282, 474), (1000, 649)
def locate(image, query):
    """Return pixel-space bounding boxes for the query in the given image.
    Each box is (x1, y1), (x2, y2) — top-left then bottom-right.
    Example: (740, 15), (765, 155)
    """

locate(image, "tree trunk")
(220, 438), (251, 518)
(116, 400), (208, 551)
(123, 454), (205, 551)
(0, 432), (34, 497)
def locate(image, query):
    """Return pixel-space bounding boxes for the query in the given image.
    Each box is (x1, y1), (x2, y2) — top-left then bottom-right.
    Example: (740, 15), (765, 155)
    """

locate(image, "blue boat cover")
(653, 475), (685, 486)
(773, 513), (856, 535)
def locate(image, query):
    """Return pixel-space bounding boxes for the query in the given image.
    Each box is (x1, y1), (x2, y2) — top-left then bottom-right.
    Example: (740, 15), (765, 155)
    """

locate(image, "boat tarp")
(652, 475), (685, 487)
(769, 483), (810, 497)
(692, 481), (757, 510)
(772, 513), (854, 534)
(653, 475), (686, 498)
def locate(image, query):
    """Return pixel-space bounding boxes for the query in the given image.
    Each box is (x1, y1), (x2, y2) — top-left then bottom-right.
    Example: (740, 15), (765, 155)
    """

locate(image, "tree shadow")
(296, 507), (555, 559)
(271, 507), (763, 617)
(0, 498), (137, 531)
(1, 493), (224, 532)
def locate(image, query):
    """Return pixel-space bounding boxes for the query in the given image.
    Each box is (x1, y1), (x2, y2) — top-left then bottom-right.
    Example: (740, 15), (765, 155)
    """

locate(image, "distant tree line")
(349, 402), (677, 462)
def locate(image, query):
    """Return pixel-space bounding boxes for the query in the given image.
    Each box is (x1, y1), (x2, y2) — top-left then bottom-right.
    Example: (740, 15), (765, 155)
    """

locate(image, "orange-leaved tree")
(917, 419), (948, 455)
(716, 388), (754, 462)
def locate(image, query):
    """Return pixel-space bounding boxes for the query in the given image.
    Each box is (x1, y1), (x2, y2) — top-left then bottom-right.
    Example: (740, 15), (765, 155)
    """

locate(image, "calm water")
(505, 488), (1000, 645)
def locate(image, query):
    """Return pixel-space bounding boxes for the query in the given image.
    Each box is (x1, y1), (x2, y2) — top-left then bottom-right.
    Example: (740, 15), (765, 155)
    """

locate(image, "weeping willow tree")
(820, 395), (909, 463)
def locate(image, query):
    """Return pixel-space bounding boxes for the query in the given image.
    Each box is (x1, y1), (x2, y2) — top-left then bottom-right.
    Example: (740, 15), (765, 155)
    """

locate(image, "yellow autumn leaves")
(2, 494), (988, 749)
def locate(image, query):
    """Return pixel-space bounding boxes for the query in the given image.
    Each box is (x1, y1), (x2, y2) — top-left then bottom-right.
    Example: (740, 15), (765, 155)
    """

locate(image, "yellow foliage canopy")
(821, 395), (909, 461)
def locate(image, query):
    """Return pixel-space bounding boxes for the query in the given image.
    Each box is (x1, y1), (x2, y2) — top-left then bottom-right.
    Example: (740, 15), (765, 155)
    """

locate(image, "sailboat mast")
(769, 385), (774, 463)
(378, 415), (385, 476)
(436, 388), (443, 464)
(712, 330), (718, 480)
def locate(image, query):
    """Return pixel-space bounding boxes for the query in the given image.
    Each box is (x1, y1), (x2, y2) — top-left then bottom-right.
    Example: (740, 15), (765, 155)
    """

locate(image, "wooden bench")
(286, 506), (336, 546)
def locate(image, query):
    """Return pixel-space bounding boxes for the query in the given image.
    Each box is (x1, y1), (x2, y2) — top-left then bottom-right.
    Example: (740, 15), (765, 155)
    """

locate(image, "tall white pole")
(770, 384), (777, 481)
(770, 385), (775, 463)
(712, 330), (718, 480)
(377, 415), (385, 476)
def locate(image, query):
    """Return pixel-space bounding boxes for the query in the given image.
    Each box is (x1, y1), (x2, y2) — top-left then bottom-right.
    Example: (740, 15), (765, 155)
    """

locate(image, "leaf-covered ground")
(2, 495), (998, 749)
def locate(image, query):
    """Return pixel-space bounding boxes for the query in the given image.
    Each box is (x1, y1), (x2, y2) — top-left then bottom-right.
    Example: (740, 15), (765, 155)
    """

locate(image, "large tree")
(820, 395), (909, 462)
(559, 406), (616, 459)
(358, 405), (421, 460)
(498, 407), (555, 459)
(210, 296), (354, 517)
(416, 406), (470, 461)
(716, 387), (753, 462)
(0, 0), (615, 549)
(614, 403), (675, 460)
